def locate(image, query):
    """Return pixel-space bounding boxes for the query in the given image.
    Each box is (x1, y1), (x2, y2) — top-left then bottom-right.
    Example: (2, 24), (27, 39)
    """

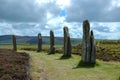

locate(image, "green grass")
(0, 44), (62, 50)
(1, 43), (120, 80)
(18, 50), (120, 80)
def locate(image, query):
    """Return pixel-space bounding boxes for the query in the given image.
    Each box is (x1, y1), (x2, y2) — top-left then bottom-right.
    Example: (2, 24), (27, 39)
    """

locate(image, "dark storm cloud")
(0, 0), (61, 22)
(66, 0), (120, 22)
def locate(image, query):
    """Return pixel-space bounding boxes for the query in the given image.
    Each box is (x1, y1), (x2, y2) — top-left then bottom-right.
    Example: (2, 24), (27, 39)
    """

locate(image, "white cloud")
(108, 0), (120, 11)
(0, 21), (120, 39)
(0, 23), (14, 35)
(91, 22), (120, 39)
(46, 16), (65, 29)
(56, 0), (71, 9)
(35, 0), (53, 4)
(0, 0), (120, 40)
(46, 12), (53, 19)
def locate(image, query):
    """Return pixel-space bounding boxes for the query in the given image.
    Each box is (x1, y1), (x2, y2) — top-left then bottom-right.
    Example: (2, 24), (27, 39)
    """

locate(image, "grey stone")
(12, 35), (17, 51)
(49, 30), (55, 54)
(82, 20), (96, 64)
(63, 26), (71, 57)
(37, 33), (42, 52)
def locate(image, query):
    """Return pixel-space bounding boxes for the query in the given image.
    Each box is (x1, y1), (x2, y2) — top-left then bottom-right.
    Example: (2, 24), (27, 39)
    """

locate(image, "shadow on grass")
(47, 53), (55, 55)
(37, 50), (42, 52)
(73, 61), (99, 69)
(117, 76), (120, 80)
(59, 55), (71, 60)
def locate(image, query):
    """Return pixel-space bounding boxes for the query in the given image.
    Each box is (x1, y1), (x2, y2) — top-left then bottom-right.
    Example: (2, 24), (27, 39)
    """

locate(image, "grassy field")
(0, 44), (62, 50)
(0, 41), (120, 80)
(18, 50), (120, 80)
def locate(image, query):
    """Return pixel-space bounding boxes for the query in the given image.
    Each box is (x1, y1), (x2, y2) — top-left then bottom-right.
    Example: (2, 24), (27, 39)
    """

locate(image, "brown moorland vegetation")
(0, 49), (31, 80)
(73, 40), (120, 62)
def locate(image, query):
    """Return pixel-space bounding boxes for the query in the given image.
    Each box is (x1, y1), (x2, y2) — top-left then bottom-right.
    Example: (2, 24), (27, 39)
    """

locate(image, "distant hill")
(0, 35), (82, 45)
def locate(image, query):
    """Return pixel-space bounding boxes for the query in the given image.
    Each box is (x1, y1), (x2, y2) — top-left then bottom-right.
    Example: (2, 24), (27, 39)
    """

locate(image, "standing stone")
(82, 20), (96, 64)
(49, 30), (55, 54)
(90, 30), (96, 63)
(82, 20), (90, 63)
(63, 26), (72, 57)
(12, 35), (17, 51)
(37, 33), (42, 52)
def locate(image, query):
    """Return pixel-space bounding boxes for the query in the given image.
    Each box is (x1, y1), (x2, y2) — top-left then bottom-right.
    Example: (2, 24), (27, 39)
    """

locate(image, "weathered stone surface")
(82, 20), (96, 64)
(63, 26), (71, 57)
(37, 33), (42, 52)
(12, 35), (17, 51)
(90, 30), (96, 63)
(49, 30), (55, 54)
(82, 20), (90, 63)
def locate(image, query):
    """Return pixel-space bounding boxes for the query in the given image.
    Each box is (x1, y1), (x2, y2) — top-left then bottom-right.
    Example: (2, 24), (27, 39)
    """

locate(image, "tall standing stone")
(49, 30), (55, 54)
(82, 20), (90, 63)
(63, 26), (71, 57)
(12, 35), (17, 51)
(37, 33), (42, 52)
(82, 20), (96, 64)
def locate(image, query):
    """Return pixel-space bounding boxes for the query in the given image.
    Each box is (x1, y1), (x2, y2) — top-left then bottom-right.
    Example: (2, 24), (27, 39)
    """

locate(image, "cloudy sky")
(0, 0), (120, 39)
